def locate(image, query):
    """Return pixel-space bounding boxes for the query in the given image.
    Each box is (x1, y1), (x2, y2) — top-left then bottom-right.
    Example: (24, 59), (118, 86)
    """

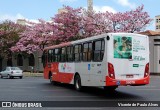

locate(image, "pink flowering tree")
(52, 6), (83, 42)
(11, 19), (54, 54)
(106, 5), (152, 33)
(80, 10), (112, 38)
(11, 5), (152, 54)
(12, 6), (84, 53)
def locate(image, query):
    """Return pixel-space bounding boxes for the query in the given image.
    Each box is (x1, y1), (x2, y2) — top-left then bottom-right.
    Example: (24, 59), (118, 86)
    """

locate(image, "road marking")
(119, 85), (156, 88)
(9, 86), (37, 89)
(136, 89), (160, 91)
(41, 89), (67, 92)
(45, 108), (102, 110)
(45, 96), (99, 98)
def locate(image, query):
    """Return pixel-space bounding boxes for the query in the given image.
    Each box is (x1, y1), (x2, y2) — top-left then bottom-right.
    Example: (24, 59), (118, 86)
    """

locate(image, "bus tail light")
(144, 63), (149, 78)
(108, 62), (115, 79)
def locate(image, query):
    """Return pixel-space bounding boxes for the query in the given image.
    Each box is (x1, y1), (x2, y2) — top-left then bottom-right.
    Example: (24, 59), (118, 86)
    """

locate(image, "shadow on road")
(43, 82), (143, 100)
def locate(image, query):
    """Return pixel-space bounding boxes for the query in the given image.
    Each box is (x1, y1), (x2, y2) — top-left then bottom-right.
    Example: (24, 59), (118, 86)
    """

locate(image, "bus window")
(88, 42), (92, 61)
(48, 49), (52, 63)
(74, 44), (82, 61)
(54, 48), (61, 62)
(83, 42), (92, 61)
(66, 46), (73, 62)
(60, 47), (66, 62)
(83, 43), (88, 61)
(93, 39), (105, 61)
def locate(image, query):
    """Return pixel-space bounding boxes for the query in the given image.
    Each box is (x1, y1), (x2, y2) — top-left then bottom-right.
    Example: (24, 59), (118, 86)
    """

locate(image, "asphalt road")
(0, 76), (160, 110)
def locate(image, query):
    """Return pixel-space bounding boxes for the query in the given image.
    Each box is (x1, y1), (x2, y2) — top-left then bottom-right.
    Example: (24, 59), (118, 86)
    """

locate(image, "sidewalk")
(23, 72), (43, 77)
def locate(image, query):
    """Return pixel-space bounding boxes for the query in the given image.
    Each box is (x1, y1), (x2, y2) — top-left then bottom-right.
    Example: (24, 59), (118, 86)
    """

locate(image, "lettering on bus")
(133, 56), (145, 61)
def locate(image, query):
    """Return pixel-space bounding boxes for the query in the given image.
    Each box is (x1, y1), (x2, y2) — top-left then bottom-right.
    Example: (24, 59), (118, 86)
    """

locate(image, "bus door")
(89, 39), (105, 86)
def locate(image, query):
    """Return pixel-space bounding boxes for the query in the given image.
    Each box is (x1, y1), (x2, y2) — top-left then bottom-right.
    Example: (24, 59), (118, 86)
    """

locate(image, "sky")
(0, 0), (159, 30)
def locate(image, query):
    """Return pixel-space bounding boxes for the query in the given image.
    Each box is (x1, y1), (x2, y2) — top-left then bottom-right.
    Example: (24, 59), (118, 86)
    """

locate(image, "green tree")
(0, 20), (25, 59)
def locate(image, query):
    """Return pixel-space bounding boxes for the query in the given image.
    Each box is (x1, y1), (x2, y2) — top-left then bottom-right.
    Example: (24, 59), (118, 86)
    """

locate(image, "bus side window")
(55, 48), (61, 62)
(60, 47), (66, 62)
(83, 43), (88, 61)
(66, 46), (73, 62)
(52, 49), (55, 62)
(88, 42), (92, 61)
(93, 39), (105, 61)
(83, 42), (92, 61)
(74, 44), (82, 62)
(48, 50), (52, 63)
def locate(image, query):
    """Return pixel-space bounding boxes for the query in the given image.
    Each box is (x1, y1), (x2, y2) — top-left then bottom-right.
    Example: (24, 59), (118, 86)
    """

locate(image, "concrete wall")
(149, 35), (160, 74)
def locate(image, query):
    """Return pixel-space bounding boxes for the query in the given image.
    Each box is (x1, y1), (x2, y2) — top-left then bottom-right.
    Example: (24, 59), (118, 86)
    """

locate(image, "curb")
(23, 72), (43, 77)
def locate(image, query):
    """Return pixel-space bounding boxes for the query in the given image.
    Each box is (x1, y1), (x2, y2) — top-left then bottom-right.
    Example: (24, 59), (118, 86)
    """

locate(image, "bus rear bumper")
(106, 75), (150, 86)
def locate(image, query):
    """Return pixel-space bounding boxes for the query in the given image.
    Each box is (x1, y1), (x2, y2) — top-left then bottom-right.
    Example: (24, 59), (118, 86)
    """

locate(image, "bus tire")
(74, 75), (82, 91)
(104, 86), (118, 92)
(49, 73), (53, 84)
(49, 73), (57, 85)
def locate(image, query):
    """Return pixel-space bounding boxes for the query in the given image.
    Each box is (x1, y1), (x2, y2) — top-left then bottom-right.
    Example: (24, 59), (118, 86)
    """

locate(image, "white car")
(0, 67), (23, 79)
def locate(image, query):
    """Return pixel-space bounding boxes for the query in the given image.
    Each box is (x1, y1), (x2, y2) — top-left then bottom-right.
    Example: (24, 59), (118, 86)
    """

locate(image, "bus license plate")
(126, 75), (133, 78)
(126, 80), (135, 85)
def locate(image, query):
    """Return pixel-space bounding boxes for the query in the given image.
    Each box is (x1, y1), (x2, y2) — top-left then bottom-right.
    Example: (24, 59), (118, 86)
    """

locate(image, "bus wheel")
(49, 74), (53, 84)
(74, 75), (82, 91)
(104, 86), (118, 92)
(49, 74), (57, 85)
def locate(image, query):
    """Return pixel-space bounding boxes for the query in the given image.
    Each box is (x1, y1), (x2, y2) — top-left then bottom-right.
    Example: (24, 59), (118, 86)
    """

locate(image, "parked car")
(0, 67), (23, 79)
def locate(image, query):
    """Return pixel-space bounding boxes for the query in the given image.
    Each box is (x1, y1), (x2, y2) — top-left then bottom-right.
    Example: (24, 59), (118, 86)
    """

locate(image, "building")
(58, 8), (68, 14)
(139, 30), (160, 75)
(155, 15), (160, 32)
(87, 0), (93, 12)
(16, 19), (26, 25)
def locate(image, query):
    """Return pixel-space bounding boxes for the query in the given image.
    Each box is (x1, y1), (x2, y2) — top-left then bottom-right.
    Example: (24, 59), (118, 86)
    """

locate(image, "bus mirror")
(107, 36), (110, 40)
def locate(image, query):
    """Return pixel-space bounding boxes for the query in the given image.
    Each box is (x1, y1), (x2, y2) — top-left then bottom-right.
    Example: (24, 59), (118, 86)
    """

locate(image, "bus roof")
(44, 33), (147, 51)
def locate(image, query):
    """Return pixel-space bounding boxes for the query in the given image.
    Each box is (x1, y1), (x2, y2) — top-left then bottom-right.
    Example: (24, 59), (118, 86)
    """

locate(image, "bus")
(42, 33), (149, 91)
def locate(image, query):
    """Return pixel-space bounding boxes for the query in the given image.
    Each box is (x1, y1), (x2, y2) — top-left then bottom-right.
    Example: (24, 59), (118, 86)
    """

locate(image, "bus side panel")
(43, 63), (50, 79)
(58, 73), (74, 84)
(51, 62), (75, 84)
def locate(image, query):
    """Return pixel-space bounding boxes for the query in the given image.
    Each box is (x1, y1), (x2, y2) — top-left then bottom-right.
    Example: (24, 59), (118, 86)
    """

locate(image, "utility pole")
(87, 0), (93, 12)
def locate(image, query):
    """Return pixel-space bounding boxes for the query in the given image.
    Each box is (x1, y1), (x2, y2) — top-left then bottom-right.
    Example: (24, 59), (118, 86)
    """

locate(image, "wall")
(149, 35), (160, 74)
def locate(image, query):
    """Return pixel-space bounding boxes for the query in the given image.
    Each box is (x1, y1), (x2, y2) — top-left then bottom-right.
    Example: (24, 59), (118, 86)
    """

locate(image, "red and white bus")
(42, 33), (149, 91)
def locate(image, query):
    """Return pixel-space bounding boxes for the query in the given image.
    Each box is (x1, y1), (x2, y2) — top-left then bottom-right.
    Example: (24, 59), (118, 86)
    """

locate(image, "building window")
(7, 58), (12, 66)
(156, 25), (158, 29)
(7, 54), (12, 66)
(28, 54), (35, 66)
(17, 54), (23, 66)
(156, 19), (159, 23)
